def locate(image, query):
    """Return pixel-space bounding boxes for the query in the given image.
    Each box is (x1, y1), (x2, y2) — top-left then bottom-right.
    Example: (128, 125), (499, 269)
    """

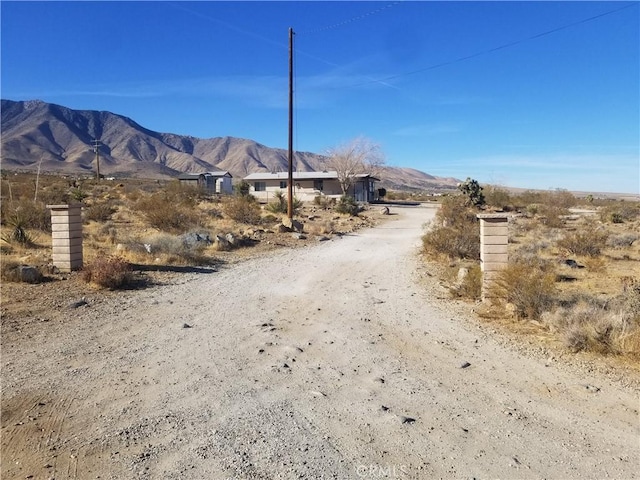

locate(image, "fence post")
(477, 213), (510, 302)
(47, 203), (83, 272)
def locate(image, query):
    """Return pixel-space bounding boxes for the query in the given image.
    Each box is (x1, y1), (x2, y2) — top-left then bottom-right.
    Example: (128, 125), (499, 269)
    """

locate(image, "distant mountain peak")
(0, 99), (459, 190)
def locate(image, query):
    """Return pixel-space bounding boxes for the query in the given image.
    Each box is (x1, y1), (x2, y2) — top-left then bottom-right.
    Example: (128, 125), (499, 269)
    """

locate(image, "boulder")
(182, 232), (212, 248)
(214, 234), (231, 251)
(17, 265), (42, 283)
(225, 233), (238, 246)
(282, 217), (304, 233)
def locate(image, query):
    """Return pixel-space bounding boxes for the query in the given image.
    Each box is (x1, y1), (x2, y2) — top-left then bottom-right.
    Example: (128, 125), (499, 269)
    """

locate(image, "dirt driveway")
(2, 204), (638, 479)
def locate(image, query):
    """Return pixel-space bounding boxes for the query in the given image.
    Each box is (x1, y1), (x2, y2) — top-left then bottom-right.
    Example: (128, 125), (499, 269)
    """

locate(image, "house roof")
(243, 171), (379, 181)
(177, 171), (232, 180)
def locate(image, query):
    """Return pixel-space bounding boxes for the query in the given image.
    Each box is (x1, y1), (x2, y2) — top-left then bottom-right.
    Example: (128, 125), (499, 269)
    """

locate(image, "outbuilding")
(177, 171), (233, 194)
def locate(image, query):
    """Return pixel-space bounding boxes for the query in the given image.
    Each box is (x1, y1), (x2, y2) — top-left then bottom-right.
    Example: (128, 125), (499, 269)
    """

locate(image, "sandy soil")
(2, 204), (638, 479)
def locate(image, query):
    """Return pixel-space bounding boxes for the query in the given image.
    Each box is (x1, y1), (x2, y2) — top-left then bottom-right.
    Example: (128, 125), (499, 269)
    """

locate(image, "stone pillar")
(477, 213), (510, 301)
(47, 204), (83, 272)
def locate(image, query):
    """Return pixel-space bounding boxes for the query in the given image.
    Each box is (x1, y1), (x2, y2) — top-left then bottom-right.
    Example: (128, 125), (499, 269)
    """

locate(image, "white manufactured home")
(177, 171), (233, 194)
(243, 171), (379, 203)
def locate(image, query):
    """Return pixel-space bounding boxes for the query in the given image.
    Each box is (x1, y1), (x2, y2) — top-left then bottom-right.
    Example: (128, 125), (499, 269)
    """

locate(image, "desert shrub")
(422, 225), (479, 260)
(306, 220), (335, 235)
(314, 195), (336, 209)
(70, 187), (89, 202)
(223, 196), (262, 225)
(543, 288), (640, 355)
(541, 189), (577, 210)
(556, 223), (609, 257)
(484, 186), (513, 211)
(84, 202), (116, 222)
(490, 258), (557, 319)
(266, 190), (302, 214)
(135, 192), (203, 233)
(450, 264), (482, 300)
(143, 231), (215, 265)
(538, 205), (566, 228)
(261, 214), (278, 224)
(599, 203), (640, 224)
(335, 195), (360, 216)
(234, 180), (251, 197)
(38, 183), (71, 205)
(164, 180), (206, 204)
(422, 195), (480, 260)
(1, 198), (51, 232)
(82, 256), (133, 289)
(607, 233), (638, 249)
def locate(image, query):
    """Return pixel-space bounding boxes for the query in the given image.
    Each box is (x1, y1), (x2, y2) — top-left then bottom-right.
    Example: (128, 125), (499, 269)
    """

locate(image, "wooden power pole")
(92, 139), (102, 181)
(287, 27), (294, 219)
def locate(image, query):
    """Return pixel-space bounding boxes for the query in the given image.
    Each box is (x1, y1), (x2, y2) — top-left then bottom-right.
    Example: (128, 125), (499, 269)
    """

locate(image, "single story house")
(243, 171), (380, 203)
(177, 171), (233, 194)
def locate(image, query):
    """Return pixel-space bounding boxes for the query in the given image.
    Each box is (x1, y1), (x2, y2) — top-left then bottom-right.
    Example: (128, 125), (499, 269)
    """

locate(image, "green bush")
(1, 212), (35, 246)
(266, 190), (302, 214)
(335, 195), (360, 216)
(458, 178), (485, 207)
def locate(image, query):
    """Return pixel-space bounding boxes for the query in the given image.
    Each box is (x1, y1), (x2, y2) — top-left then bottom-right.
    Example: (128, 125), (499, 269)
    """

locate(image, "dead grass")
(424, 190), (640, 360)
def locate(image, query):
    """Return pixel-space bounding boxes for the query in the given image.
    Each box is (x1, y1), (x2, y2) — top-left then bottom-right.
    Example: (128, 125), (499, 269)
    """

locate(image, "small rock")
(401, 416), (416, 424)
(68, 298), (88, 309)
(381, 405), (390, 412)
(585, 384), (600, 393)
(460, 361), (471, 369)
(380, 206), (390, 215)
(182, 323), (192, 329)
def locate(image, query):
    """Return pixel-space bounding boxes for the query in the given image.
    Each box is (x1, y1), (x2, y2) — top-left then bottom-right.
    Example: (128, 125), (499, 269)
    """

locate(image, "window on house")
(254, 181), (266, 192)
(314, 179), (324, 191)
(280, 181), (287, 189)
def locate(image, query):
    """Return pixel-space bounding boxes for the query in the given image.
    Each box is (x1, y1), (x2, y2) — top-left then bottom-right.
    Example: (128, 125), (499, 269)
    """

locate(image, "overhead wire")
(346, 1), (639, 88)
(297, 2), (402, 35)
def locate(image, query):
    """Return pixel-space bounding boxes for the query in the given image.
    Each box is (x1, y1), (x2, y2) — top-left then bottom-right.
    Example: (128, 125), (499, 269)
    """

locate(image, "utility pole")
(92, 139), (102, 181)
(287, 27), (295, 220)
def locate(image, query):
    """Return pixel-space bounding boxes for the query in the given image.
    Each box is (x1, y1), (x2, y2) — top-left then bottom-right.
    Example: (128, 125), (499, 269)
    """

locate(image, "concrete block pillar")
(477, 213), (510, 301)
(47, 204), (83, 272)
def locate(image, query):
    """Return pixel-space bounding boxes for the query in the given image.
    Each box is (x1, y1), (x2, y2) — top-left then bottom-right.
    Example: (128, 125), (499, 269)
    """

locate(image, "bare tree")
(325, 136), (385, 195)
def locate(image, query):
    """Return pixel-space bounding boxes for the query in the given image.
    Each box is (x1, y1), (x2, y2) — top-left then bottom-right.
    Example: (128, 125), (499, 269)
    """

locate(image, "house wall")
(249, 179), (343, 203)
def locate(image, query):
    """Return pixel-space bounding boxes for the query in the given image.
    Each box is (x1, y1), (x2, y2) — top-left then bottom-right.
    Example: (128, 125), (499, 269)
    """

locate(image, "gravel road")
(2, 204), (638, 479)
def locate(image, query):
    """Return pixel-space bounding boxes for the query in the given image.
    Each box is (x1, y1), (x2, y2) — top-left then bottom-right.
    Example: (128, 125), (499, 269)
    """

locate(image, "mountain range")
(0, 99), (460, 191)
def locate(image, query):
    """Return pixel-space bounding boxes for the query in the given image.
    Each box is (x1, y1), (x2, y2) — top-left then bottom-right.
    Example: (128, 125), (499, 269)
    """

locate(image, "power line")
(347, 1), (638, 88)
(298, 2), (401, 35)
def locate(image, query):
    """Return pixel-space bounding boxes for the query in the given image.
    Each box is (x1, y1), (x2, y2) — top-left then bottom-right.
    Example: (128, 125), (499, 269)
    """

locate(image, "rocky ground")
(1, 204), (638, 479)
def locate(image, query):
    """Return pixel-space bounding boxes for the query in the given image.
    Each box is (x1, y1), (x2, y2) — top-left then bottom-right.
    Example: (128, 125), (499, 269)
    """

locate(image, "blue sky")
(1, 1), (638, 193)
